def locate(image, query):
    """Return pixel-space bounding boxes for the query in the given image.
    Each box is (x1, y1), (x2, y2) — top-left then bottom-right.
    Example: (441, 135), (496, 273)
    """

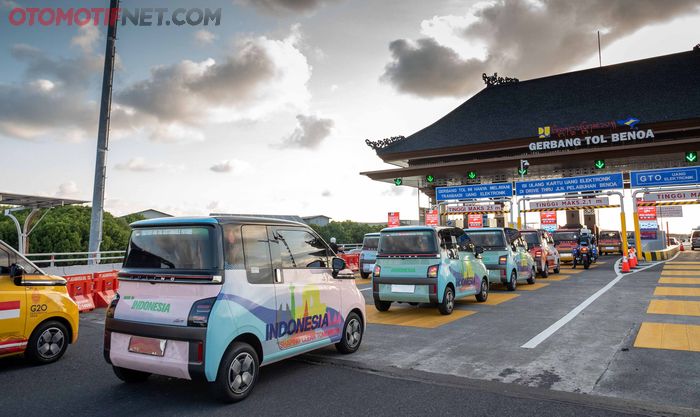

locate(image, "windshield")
(692, 231), (700, 239)
(362, 236), (379, 251)
(553, 231), (579, 242)
(520, 232), (540, 246)
(464, 230), (506, 249)
(600, 231), (620, 240)
(378, 231), (437, 255)
(123, 226), (217, 270)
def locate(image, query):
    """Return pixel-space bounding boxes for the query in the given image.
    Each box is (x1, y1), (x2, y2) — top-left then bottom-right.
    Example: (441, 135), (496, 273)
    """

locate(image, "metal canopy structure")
(1, 192), (87, 254)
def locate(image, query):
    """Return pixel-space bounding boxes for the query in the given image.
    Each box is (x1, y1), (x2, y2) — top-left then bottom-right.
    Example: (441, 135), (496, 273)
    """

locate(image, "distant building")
(302, 215), (332, 227)
(123, 209), (173, 220)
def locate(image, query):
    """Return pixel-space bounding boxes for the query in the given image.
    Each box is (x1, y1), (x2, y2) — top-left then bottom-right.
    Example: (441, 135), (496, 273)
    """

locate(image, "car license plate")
(606, 246), (615, 250)
(128, 336), (166, 357)
(392, 284), (415, 293)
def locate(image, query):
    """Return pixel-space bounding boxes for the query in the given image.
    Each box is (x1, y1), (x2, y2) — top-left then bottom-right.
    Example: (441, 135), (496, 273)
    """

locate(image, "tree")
(0, 206), (143, 254)
(310, 221), (384, 244)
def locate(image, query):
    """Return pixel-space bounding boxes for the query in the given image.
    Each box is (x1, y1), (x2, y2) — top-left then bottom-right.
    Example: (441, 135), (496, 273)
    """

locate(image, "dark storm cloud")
(277, 114), (334, 149)
(382, 0), (700, 97)
(239, 0), (338, 15)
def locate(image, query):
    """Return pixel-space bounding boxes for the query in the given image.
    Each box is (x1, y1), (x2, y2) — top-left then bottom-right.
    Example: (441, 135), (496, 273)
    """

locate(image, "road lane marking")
(647, 300), (700, 317)
(658, 277), (700, 285)
(654, 287), (700, 297)
(634, 322), (700, 352)
(521, 255), (675, 349)
(544, 275), (569, 281)
(359, 288), (372, 292)
(660, 270), (700, 276)
(365, 305), (476, 328)
(457, 293), (519, 306)
(517, 283), (550, 291)
(355, 279), (372, 285)
(662, 264), (700, 270)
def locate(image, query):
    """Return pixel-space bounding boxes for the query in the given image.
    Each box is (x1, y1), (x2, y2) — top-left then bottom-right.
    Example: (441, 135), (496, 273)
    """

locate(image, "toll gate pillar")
(583, 209), (598, 234)
(495, 214), (506, 228)
(566, 210), (583, 226)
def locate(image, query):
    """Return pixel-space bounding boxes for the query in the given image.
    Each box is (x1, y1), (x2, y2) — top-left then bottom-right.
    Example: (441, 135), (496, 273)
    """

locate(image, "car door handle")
(274, 269), (283, 283)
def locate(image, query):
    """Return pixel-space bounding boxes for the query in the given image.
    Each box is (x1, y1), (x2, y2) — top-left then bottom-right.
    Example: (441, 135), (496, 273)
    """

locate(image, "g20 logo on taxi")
(30, 304), (48, 313)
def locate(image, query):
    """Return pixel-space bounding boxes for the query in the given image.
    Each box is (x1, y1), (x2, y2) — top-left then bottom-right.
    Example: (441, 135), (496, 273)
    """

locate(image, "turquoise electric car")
(372, 226), (489, 315)
(463, 228), (536, 291)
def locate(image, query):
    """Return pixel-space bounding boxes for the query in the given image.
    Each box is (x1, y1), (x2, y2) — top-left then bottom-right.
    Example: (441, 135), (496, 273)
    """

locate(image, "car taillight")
(427, 265), (439, 278)
(499, 256), (507, 265)
(373, 265), (381, 277)
(188, 297), (217, 327)
(106, 293), (120, 319)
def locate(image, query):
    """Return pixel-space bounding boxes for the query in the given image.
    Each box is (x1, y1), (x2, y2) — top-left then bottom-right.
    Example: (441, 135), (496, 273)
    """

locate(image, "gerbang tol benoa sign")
(529, 117), (655, 152)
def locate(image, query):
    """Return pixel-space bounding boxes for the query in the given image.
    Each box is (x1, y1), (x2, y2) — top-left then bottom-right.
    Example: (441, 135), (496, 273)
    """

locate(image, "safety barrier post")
(64, 273), (95, 312)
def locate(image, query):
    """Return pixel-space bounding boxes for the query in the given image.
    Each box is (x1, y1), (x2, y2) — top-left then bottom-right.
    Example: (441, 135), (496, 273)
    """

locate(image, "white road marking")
(359, 288), (372, 292)
(521, 254), (679, 349)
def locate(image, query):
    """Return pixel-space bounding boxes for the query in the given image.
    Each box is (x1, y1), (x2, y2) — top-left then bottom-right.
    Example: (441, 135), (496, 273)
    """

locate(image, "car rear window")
(124, 226), (217, 270)
(378, 231), (437, 255)
(692, 231), (700, 239)
(520, 232), (540, 246)
(600, 231), (620, 239)
(553, 231), (579, 242)
(362, 236), (379, 250)
(464, 230), (506, 249)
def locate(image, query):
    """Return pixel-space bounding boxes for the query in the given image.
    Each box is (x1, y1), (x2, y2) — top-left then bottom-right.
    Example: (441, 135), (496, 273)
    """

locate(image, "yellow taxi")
(0, 239), (79, 364)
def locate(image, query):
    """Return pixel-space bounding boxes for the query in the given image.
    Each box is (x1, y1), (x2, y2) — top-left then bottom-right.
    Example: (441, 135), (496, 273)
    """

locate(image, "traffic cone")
(621, 257), (631, 273)
(680, 243), (685, 252)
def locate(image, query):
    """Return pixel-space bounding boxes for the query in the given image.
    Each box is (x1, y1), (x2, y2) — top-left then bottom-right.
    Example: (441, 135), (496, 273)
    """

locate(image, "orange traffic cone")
(621, 257), (631, 273)
(680, 243), (685, 252)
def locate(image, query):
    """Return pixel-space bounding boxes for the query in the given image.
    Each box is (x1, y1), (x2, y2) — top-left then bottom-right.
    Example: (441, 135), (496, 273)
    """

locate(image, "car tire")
(374, 298), (391, 312)
(211, 342), (259, 403)
(113, 366), (151, 383)
(475, 278), (488, 302)
(335, 312), (363, 354)
(527, 268), (536, 284)
(25, 320), (69, 365)
(540, 262), (549, 278)
(438, 286), (455, 315)
(554, 260), (561, 274)
(360, 272), (370, 279)
(506, 270), (517, 291)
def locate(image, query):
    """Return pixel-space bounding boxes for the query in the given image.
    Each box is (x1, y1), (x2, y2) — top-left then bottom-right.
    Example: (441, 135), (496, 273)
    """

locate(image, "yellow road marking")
(647, 300), (700, 317)
(654, 287), (700, 297)
(544, 275), (569, 281)
(365, 305), (476, 328)
(354, 278), (372, 286)
(665, 262), (700, 265)
(663, 264), (700, 270)
(517, 283), (550, 291)
(660, 270), (700, 277)
(457, 293), (519, 306)
(658, 277), (700, 285)
(634, 322), (700, 352)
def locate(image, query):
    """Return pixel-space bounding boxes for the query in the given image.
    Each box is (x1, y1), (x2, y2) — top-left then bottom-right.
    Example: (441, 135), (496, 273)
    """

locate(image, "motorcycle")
(572, 238), (598, 269)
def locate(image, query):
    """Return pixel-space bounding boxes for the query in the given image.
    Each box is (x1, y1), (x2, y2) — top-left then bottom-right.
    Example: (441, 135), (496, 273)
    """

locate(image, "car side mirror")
(10, 263), (25, 285)
(331, 257), (346, 278)
(475, 246), (484, 255)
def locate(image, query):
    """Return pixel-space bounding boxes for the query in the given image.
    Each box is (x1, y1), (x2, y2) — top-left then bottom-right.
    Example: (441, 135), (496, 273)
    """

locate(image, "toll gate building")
(362, 49), (700, 229)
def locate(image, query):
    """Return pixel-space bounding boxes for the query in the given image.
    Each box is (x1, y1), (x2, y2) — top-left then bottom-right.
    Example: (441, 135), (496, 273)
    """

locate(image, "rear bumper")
(372, 277), (438, 303)
(359, 259), (375, 273)
(104, 317), (207, 381)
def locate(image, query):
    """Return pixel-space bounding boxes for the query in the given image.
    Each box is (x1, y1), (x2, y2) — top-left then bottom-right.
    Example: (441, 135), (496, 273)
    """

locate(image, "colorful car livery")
(0, 239), (79, 364)
(463, 228), (537, 291)
(372, 226), (489, 315)
(104, 216), (365, 402)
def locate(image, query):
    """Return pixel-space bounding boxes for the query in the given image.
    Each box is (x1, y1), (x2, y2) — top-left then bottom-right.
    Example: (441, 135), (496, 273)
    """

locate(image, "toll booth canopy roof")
(0, 192), (87, 209)
(377, 50), (700, 157)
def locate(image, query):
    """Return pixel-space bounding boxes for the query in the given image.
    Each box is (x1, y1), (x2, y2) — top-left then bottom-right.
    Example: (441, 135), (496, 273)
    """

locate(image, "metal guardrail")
(25, 250), (125, 267)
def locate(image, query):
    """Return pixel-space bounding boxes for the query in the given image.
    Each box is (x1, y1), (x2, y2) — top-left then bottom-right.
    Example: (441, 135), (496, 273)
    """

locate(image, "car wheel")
(540, 262), (549, 278)
(335, 311), (363, 354)
(438, 286), (455, 315)
(506, 270), (517, 291)
(360, 272), (370, 279)
(475, 278), (488, 302)
(374, 298), (391, 312)
(25, 320), (69, 364)
(554, 260), (561, 274)
(211, 342), (259, 403)
(113, 366), (151, 383)
(527, 267), (536, 284)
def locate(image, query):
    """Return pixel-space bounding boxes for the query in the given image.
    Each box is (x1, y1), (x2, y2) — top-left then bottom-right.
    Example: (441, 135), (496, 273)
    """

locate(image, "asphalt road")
(0, 317), (686, 417)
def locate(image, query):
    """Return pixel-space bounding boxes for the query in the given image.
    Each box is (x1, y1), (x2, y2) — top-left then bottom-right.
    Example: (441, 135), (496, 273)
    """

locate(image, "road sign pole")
(631, 192), (645, 262)
(620, 211), (629, 260)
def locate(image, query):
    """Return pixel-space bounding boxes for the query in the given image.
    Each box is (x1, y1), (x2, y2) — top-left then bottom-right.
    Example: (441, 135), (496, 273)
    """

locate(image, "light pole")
(518, 160), (529, 229)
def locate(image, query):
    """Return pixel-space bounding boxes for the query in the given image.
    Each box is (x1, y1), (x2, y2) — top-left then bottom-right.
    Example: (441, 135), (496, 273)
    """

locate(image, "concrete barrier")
(643, 245), (680, 262)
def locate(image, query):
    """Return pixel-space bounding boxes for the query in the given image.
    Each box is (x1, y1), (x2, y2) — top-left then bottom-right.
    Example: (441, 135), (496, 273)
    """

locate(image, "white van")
(104, 216), (365, 402)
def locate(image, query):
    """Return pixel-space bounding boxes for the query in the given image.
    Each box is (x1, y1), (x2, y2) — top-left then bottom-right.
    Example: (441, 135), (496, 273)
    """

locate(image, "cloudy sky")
(1, 0), (699, 231)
